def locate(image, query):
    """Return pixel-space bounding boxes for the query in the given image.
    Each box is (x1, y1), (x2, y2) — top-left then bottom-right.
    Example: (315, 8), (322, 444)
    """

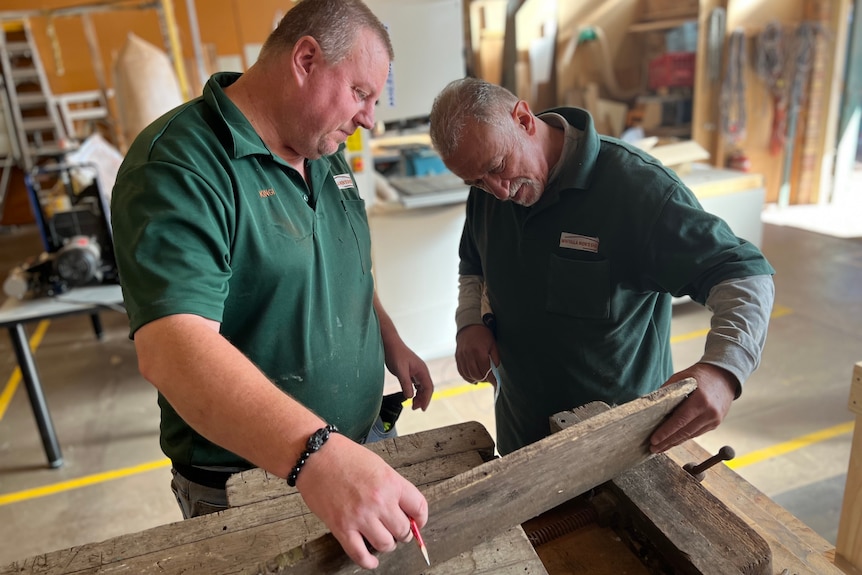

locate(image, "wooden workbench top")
(0, 419), (851, 574)
(0, 422), (546, 575)
(667, 440), (853, 575)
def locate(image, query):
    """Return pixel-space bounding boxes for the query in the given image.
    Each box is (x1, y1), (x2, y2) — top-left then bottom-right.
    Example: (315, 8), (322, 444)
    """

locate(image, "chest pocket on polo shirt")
(546, 254), (610, 319)
(341, 199), (371, 275)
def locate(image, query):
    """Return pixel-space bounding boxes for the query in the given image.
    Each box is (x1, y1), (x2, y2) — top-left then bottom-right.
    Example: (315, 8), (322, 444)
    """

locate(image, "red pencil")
(409, 517), (430, 566)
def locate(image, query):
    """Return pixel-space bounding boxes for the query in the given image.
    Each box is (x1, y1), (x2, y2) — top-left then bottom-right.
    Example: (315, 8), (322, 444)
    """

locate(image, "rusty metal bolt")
(683, 445), (735, 481)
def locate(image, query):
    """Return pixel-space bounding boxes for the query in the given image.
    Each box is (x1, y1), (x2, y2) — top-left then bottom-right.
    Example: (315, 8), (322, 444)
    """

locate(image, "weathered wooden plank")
(227, 450), (489, 509)
(436, 527), (547, 575)
(256, 526), (548, 575)
(837, 362), (862, 571)
(0, 488), (316, 575)
(668, 440), (850, 575)
(2, 502), (543, 575)
(248, 379), (697, 574)
(554, 401), (772, 575)
(0, 423), (494, 575)
(227, 421), (496, 507)
(606, 457), (772, 574)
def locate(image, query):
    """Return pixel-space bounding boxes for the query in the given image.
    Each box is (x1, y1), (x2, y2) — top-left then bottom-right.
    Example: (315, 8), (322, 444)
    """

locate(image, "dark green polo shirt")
(459, 107), (774, 454)
(111, 73), (383, 467)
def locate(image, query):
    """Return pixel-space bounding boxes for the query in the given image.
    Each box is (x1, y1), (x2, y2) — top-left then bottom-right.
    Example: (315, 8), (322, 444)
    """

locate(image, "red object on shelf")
(726, 150), (752, 172)
(648, 52), (696, 90)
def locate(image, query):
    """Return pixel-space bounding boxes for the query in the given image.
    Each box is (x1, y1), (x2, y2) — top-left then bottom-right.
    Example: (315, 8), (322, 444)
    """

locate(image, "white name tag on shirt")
(560, 232), (599, 253)
(334, 174), (354, 190)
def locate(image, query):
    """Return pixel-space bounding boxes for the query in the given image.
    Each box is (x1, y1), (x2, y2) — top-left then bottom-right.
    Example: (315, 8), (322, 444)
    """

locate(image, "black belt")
(172, 462), (248, 490)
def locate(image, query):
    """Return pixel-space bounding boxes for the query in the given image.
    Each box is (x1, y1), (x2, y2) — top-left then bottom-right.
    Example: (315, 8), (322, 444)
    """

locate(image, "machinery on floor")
(3, 162), (117, 299)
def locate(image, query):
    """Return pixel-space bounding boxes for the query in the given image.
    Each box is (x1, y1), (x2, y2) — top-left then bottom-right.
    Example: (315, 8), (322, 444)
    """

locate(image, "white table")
(0, 284), (124, 468)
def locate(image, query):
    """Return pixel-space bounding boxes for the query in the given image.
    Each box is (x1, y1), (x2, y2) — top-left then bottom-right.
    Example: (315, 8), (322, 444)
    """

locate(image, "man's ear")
(292, 36), (321, 85)
(512, 100), (536, 135)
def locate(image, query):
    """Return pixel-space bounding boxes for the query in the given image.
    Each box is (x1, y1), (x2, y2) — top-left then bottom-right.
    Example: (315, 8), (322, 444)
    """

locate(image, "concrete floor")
(0, 218), (860, 566)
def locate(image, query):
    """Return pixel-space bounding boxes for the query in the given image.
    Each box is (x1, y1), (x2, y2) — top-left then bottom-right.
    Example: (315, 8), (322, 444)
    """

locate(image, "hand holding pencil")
(410, 517), (431, 565)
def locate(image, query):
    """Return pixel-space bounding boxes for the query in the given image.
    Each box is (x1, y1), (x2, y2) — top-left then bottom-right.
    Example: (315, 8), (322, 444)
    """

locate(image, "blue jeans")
(361, 413), (399, 444)
(171, 415), (396, 518)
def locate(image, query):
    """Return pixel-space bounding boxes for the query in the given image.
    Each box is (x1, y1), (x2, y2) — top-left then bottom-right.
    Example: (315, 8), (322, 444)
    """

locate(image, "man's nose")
(355, 102), (375, 130)
(484, 177), (510, 200)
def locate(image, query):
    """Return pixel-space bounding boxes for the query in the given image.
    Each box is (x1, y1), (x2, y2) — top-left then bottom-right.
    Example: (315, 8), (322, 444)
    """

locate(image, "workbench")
(0, 284), (124, 468)
(0, 418), (851, 574)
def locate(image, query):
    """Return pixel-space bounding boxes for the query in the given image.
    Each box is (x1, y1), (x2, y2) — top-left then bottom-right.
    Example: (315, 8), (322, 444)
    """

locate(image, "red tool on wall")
(756, 21), (789, 156)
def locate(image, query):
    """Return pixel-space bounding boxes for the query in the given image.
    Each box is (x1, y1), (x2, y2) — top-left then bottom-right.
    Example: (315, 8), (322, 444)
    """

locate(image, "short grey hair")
(259, 0), (394, 65)
(429, 77), (520, 159)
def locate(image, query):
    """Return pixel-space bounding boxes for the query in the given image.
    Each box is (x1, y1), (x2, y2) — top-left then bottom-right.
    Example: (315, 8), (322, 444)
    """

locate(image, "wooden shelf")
(646, 124), (692, 138)
(629, 17), (696, 33)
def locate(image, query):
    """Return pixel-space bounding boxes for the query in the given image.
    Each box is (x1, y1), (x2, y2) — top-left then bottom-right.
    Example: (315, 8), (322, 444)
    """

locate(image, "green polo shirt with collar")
(459, 107), (774, 455)
(111, 72), (383, 468)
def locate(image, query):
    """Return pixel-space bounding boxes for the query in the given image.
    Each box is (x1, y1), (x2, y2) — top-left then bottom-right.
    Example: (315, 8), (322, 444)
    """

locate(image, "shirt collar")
(538, 107), (600, 191)
(540, 112), (580, 189)
(203, 72), (273, 159)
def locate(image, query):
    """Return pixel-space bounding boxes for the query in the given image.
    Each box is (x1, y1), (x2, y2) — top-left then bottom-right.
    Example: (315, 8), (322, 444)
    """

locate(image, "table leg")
(90, 313), (103, 340)
(8, 323), (64, 468)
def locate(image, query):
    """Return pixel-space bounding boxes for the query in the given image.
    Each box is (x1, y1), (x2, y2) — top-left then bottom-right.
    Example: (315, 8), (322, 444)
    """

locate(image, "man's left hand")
(649, 363), (738, 453)
(385, 343), (434, 411)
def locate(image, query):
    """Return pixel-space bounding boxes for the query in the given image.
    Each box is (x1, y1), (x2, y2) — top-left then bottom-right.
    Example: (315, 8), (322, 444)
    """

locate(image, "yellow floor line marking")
(431, 381), (493, 400)
(727, 421), (855, 470)
(0, 320), (51, 421)
(0, 458), (172, 507)
(671, 328), (710, 343)
(669, 305), (791, 345)
(771, 304), (793, 319)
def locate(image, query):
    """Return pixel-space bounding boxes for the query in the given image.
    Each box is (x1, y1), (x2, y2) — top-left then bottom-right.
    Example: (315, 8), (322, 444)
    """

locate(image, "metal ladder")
(0, 69), (21, 218)
(0, 18), (68, 173)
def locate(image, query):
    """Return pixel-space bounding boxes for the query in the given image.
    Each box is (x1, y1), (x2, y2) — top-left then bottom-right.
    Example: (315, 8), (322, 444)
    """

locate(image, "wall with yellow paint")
(0, 1), (293, 223)
(2, 0), (293, 98)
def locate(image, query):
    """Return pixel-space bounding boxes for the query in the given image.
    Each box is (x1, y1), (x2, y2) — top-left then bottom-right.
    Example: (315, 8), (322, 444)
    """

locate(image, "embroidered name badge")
(334, 174), (354, 190)
(560, 232), (599, 253)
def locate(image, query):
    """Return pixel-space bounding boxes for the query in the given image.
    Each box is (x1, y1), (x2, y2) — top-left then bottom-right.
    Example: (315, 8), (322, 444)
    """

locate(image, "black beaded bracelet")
(287, 424), (339, 487)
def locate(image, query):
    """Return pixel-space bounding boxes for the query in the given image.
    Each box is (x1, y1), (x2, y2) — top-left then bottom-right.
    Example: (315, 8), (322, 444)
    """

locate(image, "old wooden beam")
(225, 420), (496, 507)
(0, 422), (508, 575)
(551, 401), (772, 575)
(668, 441), (850, 575)
(837, 362), (862, 572)
(248, 378), (697, 574)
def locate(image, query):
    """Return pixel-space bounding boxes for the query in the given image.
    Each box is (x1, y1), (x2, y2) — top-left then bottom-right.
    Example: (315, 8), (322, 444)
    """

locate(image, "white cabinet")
(369, 203), (465, 360)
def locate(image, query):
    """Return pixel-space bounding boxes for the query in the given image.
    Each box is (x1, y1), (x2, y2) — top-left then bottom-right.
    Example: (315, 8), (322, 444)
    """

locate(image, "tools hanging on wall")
(720, 28), (748, 171)
(755, 21), (788, 156)
(777, 21), (823, 207)
(717, 17), (830, 191)
(707, 8), (726, 85)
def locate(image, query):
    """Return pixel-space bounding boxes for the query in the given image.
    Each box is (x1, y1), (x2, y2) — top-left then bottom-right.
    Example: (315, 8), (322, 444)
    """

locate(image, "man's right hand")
(455, 324), (500, 386)
(295, 433), (428, 570)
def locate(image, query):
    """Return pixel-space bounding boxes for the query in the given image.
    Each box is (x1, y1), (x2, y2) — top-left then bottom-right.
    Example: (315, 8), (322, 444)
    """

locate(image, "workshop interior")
(0, 0), (861, 573)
